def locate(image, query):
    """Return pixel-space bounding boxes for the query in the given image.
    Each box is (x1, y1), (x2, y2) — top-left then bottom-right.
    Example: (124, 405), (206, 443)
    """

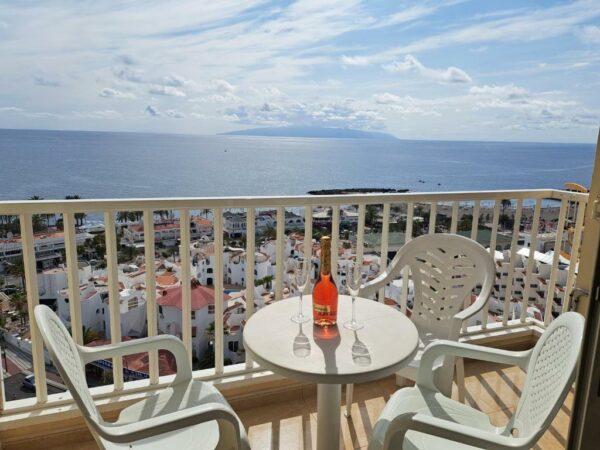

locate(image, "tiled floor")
(236, 360), (573, 450)
(11, 359), (573, 450)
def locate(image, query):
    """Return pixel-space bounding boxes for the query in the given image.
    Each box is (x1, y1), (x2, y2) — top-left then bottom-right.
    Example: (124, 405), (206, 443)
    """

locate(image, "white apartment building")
(121, 216), (213, 248)
(0, 230), (91, 269)
(157, 280), (244, 361)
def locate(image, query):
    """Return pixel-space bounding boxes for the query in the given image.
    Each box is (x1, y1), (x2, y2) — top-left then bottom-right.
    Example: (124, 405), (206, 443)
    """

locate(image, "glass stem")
(351, 295), (356, 323)
(299, 293), (303, 317)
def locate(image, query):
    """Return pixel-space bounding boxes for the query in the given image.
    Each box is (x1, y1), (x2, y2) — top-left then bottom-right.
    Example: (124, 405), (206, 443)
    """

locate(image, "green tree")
(82, 326), (100, 345)
(65, 195), (87, 226)
(501, 199), (512, 215)
(6, 257), (26, 289)
(9, 290), (28, 326)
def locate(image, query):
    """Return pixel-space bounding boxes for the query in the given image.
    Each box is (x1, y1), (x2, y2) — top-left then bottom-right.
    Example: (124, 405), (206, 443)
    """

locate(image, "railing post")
(245, 208), (256, 370)
(180, 209), (192, 363)
(470, 201), (480, 241)
(482, 200), (501, 329)
(104, 212), (124, 390)
(331, 205), (340, 284)
(564, 201), (586, 312)
(522, 199), (542, 323)
(63, 212), (83, 345)
(428, 202), (437, 234)
(275, 207), (285, 300)
(378, 203), (390, 302)
(143, 209), (159, 384)
(20, 213), (48, 404)
(502, 199), (523, 326)
(303, 206), (313, 295)
(214, 208), (224, 374)
(544, 200), (568, 326)
(450, 201), (459, 234)
(401, 203), (414, 313)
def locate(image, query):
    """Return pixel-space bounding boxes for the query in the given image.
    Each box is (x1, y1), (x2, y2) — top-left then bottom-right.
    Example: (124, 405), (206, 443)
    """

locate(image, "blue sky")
(0, 0), (599, 142)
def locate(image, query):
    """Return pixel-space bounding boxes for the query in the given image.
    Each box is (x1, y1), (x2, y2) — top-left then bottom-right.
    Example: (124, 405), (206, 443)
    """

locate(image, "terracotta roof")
(87, 338), (177, 375)
(158, 282), (230, 311)
(192, 217), (212, 226)
(156, 273), (178, 285)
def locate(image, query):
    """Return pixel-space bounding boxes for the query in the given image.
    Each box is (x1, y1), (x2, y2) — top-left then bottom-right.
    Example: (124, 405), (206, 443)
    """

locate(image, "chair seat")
(370, 386), (498, 450)
(101, 380), (249, 450)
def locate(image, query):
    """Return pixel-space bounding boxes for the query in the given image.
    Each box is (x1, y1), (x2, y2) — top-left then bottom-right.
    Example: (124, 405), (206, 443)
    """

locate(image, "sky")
(0, 0), (599, 143)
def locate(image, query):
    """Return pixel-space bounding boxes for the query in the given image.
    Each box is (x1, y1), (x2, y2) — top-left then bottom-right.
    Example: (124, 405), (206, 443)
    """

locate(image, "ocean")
(0, 128), (595, 201)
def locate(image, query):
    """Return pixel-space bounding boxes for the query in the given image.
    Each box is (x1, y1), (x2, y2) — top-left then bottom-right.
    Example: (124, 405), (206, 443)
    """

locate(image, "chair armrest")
(96, 402), (241, 446)
(78, 335), (192, 383)
(417, 340), (531, 392)
(382, 412), (530, 450)
(453, 292), (489, 322)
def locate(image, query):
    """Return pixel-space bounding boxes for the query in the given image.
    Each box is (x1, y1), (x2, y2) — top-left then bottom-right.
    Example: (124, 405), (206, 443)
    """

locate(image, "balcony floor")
(8, 359), (572, 450)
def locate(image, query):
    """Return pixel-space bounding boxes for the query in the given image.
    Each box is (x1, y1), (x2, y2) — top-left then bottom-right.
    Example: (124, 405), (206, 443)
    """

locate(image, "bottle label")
(313, 304), (331, 315)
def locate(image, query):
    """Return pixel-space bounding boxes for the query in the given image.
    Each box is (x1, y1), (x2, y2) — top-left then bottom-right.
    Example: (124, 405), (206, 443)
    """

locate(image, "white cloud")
(157, 74), (196, 88)
(145, 105), (185, 118)
(578, 25), (600, 44)
(99, 88), (135, 99)
(0, 106), (24, 113)
(32, 72), (60, 87)
(371, 5), (437, 29)
(148, 85), (186, 97)
(145, 105), (160, 117)
(223, 93), (385, 130)
(114, 66), (145, 83)
(214, 79), (236, 93)
(383, 54), (472, 83)
(341, 55), (370, 66)
(164, 109), (185, 118)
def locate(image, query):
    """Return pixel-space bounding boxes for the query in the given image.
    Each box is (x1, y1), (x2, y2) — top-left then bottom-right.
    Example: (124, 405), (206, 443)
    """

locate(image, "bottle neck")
(320, 244), (331, 275)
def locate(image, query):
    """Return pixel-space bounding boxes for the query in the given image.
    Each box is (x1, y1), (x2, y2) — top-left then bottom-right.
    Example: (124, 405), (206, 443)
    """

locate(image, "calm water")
(0, 129), (595, 200)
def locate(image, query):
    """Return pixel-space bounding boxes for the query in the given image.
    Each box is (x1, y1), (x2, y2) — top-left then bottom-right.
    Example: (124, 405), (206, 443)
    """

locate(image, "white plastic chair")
(368, 311), (584, 450)
(346, 234), (495, 416)
(34, 305), (249, 450)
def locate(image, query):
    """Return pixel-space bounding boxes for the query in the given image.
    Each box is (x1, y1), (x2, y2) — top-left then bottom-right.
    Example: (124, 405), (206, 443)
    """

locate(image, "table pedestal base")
(317, 383), (341, 450)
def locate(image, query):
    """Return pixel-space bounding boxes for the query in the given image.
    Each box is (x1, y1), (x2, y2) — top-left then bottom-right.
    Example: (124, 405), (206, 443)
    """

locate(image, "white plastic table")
(243, 295), (419, 450)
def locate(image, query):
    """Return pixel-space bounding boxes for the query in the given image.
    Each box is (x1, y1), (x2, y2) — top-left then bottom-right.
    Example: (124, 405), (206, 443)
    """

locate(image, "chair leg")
(345, 384), (354, 418)
(456, 357), (466, 403)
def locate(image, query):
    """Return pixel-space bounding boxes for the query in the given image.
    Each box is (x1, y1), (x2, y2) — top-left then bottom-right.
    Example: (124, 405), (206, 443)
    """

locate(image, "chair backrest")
(508, 311), (584, 440)
(362, 233), (496, 339)
(34, 305), (101, 424)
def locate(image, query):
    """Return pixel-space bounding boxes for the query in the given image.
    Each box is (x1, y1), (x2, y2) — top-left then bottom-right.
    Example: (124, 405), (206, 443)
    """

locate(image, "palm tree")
(65, 195), (87, 226)
(82, 326), (100, 345)
(501, 199), (512, 215)
(6, 257), (26, 290)
(9, 290), (28, 326)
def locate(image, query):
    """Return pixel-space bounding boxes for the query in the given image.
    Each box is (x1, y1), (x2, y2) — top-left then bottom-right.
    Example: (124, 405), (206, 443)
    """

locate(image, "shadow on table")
(313, 325), (341, 374)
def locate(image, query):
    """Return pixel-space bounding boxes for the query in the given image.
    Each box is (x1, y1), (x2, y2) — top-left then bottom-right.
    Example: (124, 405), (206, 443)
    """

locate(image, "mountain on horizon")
(221, 125), (398, 141)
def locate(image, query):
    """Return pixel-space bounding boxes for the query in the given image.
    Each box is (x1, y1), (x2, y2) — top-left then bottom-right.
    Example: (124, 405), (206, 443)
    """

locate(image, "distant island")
(221, 125), (398, 141)
(308, 188), (409, 195)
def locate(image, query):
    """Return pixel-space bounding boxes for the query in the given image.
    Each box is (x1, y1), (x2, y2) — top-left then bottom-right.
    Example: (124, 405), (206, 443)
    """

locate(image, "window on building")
(191, 311), (196, 320)
(228, 341), (239, 352)
(208, 304), (215, 314)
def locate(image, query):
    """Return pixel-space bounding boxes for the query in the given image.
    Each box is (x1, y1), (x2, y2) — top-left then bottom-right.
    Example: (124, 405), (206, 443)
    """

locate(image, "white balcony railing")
(0, 188), (589, 416)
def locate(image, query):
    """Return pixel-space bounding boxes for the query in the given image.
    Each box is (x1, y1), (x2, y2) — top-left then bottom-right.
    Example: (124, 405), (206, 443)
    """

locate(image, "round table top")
(243, 295), (419, 384)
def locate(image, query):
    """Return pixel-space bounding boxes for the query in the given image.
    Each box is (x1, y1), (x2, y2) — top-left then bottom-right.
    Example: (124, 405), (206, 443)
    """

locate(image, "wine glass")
(291, 258), (310, 323)
(344, 261), (366, 330)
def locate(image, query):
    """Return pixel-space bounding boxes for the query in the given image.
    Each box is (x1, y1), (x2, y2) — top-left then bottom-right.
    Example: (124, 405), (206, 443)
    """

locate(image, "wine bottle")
(312, 236), (338, 326)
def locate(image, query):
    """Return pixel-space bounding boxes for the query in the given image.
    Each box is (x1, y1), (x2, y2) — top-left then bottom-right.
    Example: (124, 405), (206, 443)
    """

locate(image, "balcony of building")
(0, 188), (589, 449)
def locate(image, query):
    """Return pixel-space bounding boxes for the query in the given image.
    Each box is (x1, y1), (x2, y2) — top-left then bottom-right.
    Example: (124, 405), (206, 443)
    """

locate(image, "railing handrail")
(0, 189), (588, 214)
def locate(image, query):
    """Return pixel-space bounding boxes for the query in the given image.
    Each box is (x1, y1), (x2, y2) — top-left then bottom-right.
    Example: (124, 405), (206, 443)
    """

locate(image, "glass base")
(343, 320), (364, 330)
(291, 314), (311, 323)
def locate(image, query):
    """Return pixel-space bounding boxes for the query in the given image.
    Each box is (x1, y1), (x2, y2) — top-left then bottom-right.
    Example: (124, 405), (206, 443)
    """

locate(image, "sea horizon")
(0, 127), (595, 201)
